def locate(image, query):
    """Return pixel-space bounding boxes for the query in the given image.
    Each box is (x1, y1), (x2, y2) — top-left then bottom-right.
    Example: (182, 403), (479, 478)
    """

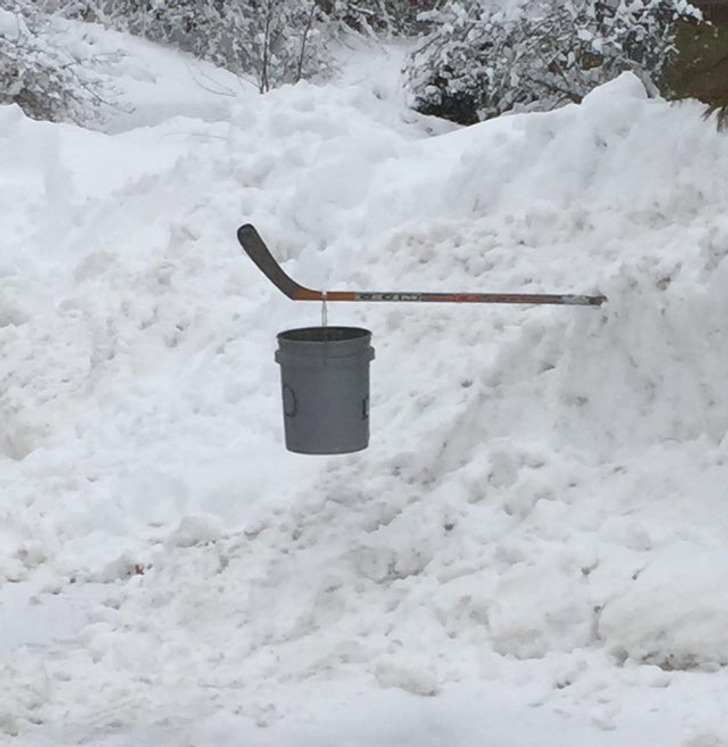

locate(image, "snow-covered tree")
(404, 0), (702, 124)
(0, 1), (115, 125)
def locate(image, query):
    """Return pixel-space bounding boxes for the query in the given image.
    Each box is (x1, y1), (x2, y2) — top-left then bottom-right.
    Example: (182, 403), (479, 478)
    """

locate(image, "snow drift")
(2, 30), (728, 746)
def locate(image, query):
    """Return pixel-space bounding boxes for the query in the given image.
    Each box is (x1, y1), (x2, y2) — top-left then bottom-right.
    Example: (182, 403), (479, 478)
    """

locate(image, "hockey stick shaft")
(237, 224), (606, 307)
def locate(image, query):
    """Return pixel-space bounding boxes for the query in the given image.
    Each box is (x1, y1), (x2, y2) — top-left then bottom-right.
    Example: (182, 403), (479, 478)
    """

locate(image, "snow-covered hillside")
(2, 25), (728, 747)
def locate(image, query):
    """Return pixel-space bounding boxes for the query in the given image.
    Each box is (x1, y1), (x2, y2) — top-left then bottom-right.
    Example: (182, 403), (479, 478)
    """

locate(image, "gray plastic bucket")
(275, 326), (375, 454)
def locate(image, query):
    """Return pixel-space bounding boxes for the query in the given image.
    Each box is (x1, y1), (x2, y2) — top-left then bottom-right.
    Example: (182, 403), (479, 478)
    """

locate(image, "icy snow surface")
(2, 26), (728, 747)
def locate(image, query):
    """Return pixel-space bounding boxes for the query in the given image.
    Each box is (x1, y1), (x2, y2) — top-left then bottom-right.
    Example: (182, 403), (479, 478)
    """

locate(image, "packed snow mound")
(2, 34), (728, 746)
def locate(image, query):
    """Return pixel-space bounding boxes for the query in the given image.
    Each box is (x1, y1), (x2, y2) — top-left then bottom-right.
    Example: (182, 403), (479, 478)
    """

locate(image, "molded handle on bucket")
(282, 384), (297, 417)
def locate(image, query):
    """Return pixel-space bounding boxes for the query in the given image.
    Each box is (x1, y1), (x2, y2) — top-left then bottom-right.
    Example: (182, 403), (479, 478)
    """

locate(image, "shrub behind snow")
(404, 0), (702, 124)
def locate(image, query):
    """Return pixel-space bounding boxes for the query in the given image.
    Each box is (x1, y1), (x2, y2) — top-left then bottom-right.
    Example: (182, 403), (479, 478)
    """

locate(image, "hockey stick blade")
(237, 224), (606, 307)
(237, 224), (321, 300)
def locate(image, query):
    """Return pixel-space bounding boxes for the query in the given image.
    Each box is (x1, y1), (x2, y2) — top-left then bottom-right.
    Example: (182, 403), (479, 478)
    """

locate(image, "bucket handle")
(283, 384), (297, 418)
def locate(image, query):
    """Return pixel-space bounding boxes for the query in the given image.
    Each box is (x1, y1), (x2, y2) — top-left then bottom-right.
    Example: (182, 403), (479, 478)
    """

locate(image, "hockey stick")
(238, 224), (606, 307)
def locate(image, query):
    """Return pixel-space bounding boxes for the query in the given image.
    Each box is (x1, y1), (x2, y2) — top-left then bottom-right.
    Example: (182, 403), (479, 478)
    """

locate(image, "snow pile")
(2, 29), (728, 746)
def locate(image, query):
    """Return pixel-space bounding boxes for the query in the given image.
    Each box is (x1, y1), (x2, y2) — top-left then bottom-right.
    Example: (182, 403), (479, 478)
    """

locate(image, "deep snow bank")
(2, 58), (728, 744)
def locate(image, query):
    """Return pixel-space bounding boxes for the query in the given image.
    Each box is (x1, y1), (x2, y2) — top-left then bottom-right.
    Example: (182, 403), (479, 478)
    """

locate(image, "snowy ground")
(2, 20), (728, 747)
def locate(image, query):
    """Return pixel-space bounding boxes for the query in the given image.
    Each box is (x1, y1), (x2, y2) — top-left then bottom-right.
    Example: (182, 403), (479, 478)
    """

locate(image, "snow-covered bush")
(404, 0), (702, 124)
(48, 0), (441, 92)
(319, 0), (439, 35)
(54, 0), (331, 93)
(0, 2), (116, 125)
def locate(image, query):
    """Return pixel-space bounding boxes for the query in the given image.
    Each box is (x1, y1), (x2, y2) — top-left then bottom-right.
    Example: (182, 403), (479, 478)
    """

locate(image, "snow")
(2, 22), (728, 747)
(0, 8), (21, 38)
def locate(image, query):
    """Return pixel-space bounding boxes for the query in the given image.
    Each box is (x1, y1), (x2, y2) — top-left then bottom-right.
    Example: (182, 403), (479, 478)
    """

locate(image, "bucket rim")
(277, 326), (371, 343)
